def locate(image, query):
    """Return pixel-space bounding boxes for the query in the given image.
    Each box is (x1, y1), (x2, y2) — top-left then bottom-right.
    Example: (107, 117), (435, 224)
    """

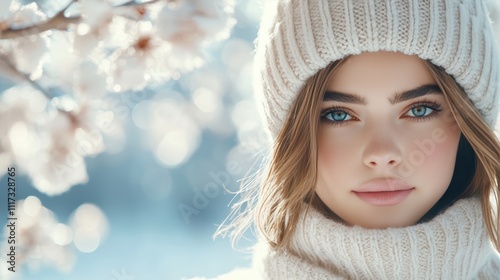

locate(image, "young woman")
(200, 0), (500, 278)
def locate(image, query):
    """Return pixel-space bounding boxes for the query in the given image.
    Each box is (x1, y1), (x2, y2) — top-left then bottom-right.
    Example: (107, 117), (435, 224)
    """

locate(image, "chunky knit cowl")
(253, 197), (500, 279)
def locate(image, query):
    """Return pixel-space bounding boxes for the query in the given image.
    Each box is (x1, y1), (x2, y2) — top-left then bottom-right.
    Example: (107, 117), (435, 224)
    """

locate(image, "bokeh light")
(69, 204), (108, 254)
(23, 195), (42, 217)
(73, 228), (100, 254)
(52, 223), (74, 246)
(0, 0), (266, 279)
(8, 122), (41, 158)
(192, 87), (220, 113)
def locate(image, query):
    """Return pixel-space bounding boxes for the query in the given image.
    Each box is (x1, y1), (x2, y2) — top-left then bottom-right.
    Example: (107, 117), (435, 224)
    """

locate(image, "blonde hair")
(426, 62), (500, 251)
(216, 58), (500, 252)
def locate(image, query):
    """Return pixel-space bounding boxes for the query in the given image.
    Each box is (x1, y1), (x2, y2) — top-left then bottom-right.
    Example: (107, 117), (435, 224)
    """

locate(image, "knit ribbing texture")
(257, 197), (500, 279)
(254, 0), (500, 138)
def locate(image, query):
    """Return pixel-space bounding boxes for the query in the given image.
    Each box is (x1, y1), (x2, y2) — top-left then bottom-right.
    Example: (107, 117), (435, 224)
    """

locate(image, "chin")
(350, 215), (422, 229)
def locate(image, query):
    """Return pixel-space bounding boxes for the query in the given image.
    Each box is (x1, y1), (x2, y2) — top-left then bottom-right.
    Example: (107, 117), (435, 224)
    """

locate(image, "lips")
(352, 178), (415, 206)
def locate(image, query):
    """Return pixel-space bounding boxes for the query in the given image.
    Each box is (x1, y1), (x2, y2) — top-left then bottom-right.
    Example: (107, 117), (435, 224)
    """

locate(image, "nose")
(362, 135), (403, 169)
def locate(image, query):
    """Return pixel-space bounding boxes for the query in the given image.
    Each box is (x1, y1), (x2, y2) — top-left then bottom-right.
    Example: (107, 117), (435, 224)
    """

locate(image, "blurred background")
(1, 1), (500, 280)
(0, 0), (266, 279)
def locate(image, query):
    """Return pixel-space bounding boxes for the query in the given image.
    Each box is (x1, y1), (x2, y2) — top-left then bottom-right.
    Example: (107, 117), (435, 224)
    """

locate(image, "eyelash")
(403, 101), (443, 121)
(320, 101), (443, 126)
(320, 107), (356, 127)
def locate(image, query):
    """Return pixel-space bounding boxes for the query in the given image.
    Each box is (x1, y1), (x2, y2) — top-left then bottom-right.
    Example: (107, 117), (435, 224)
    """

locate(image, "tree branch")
(0, 0), (163, 40)
(0, 54), (77, 122)
(0, 0), (80, 40)
(119, 0), (163, 7)
(0, 54), (53, 100)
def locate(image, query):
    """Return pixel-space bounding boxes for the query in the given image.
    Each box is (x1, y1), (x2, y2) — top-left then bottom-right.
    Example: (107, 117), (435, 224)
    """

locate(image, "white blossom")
(11, 34), (49, 78)
(74, 60), (107, 100)
(6, 108), (88, 196)
(0, 1), (245, 275)
(156, 0), (236, 48)
(0, 49), (24, 83)
(0, 3), (50, 78)
(0, 0), (238, 196)
(1, 198), (109, 274)
(108, 48), (148, 92)
(152, 0), (236, 72)
(0, 0), (13, 22)
(72, 29), (102, 57)
(0, 86), (48, 181)
(27, 102), (107, 195)
(43, 31), (81, 85)
(8, 2), (46, 28)
(0, 85), (109, 195)
(72, 10), (131, 56)
(113, 3), (162, 21)
(107, 22), (174, 92)
(77, 0), (114, 35)
(1, 197), (76, 274)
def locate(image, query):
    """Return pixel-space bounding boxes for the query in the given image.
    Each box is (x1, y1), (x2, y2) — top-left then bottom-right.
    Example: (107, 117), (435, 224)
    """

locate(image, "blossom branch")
(0, 0), (79, 40)
(118, 0), (163, 7)
(0, 54), (53, 100)
(0, 0), (162, 40)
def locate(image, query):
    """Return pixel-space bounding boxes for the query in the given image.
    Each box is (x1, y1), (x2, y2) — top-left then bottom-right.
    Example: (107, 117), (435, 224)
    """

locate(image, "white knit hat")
(254, 0), (500, 138)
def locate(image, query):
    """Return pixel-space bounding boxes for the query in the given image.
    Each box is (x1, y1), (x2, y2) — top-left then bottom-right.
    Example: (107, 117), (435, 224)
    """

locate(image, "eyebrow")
(323, 84), (442, 105)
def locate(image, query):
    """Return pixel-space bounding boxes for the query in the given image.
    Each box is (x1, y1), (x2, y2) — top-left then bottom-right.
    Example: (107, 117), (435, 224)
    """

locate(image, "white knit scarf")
(256, 197), (500, 279)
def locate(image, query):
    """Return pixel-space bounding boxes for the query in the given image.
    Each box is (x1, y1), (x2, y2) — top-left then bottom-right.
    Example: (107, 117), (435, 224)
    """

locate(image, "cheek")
(427, 132), (460, 174)
(317, 130), (360, 177)
(420, 142), (456, 178)
(401, 125), (461, 181)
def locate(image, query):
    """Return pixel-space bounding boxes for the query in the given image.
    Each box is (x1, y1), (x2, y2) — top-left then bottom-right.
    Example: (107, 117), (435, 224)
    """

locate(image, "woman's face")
(316, 51), (461, 228)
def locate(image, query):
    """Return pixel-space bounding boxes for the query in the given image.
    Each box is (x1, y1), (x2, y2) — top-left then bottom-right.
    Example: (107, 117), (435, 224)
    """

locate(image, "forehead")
(326, 51), (436, 97)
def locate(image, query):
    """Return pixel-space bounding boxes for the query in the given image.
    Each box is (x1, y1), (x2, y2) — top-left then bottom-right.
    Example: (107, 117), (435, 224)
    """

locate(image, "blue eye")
(405, 103), (442, 119)
(409, 106), (431, 117)
(321, 109), (353, 123)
